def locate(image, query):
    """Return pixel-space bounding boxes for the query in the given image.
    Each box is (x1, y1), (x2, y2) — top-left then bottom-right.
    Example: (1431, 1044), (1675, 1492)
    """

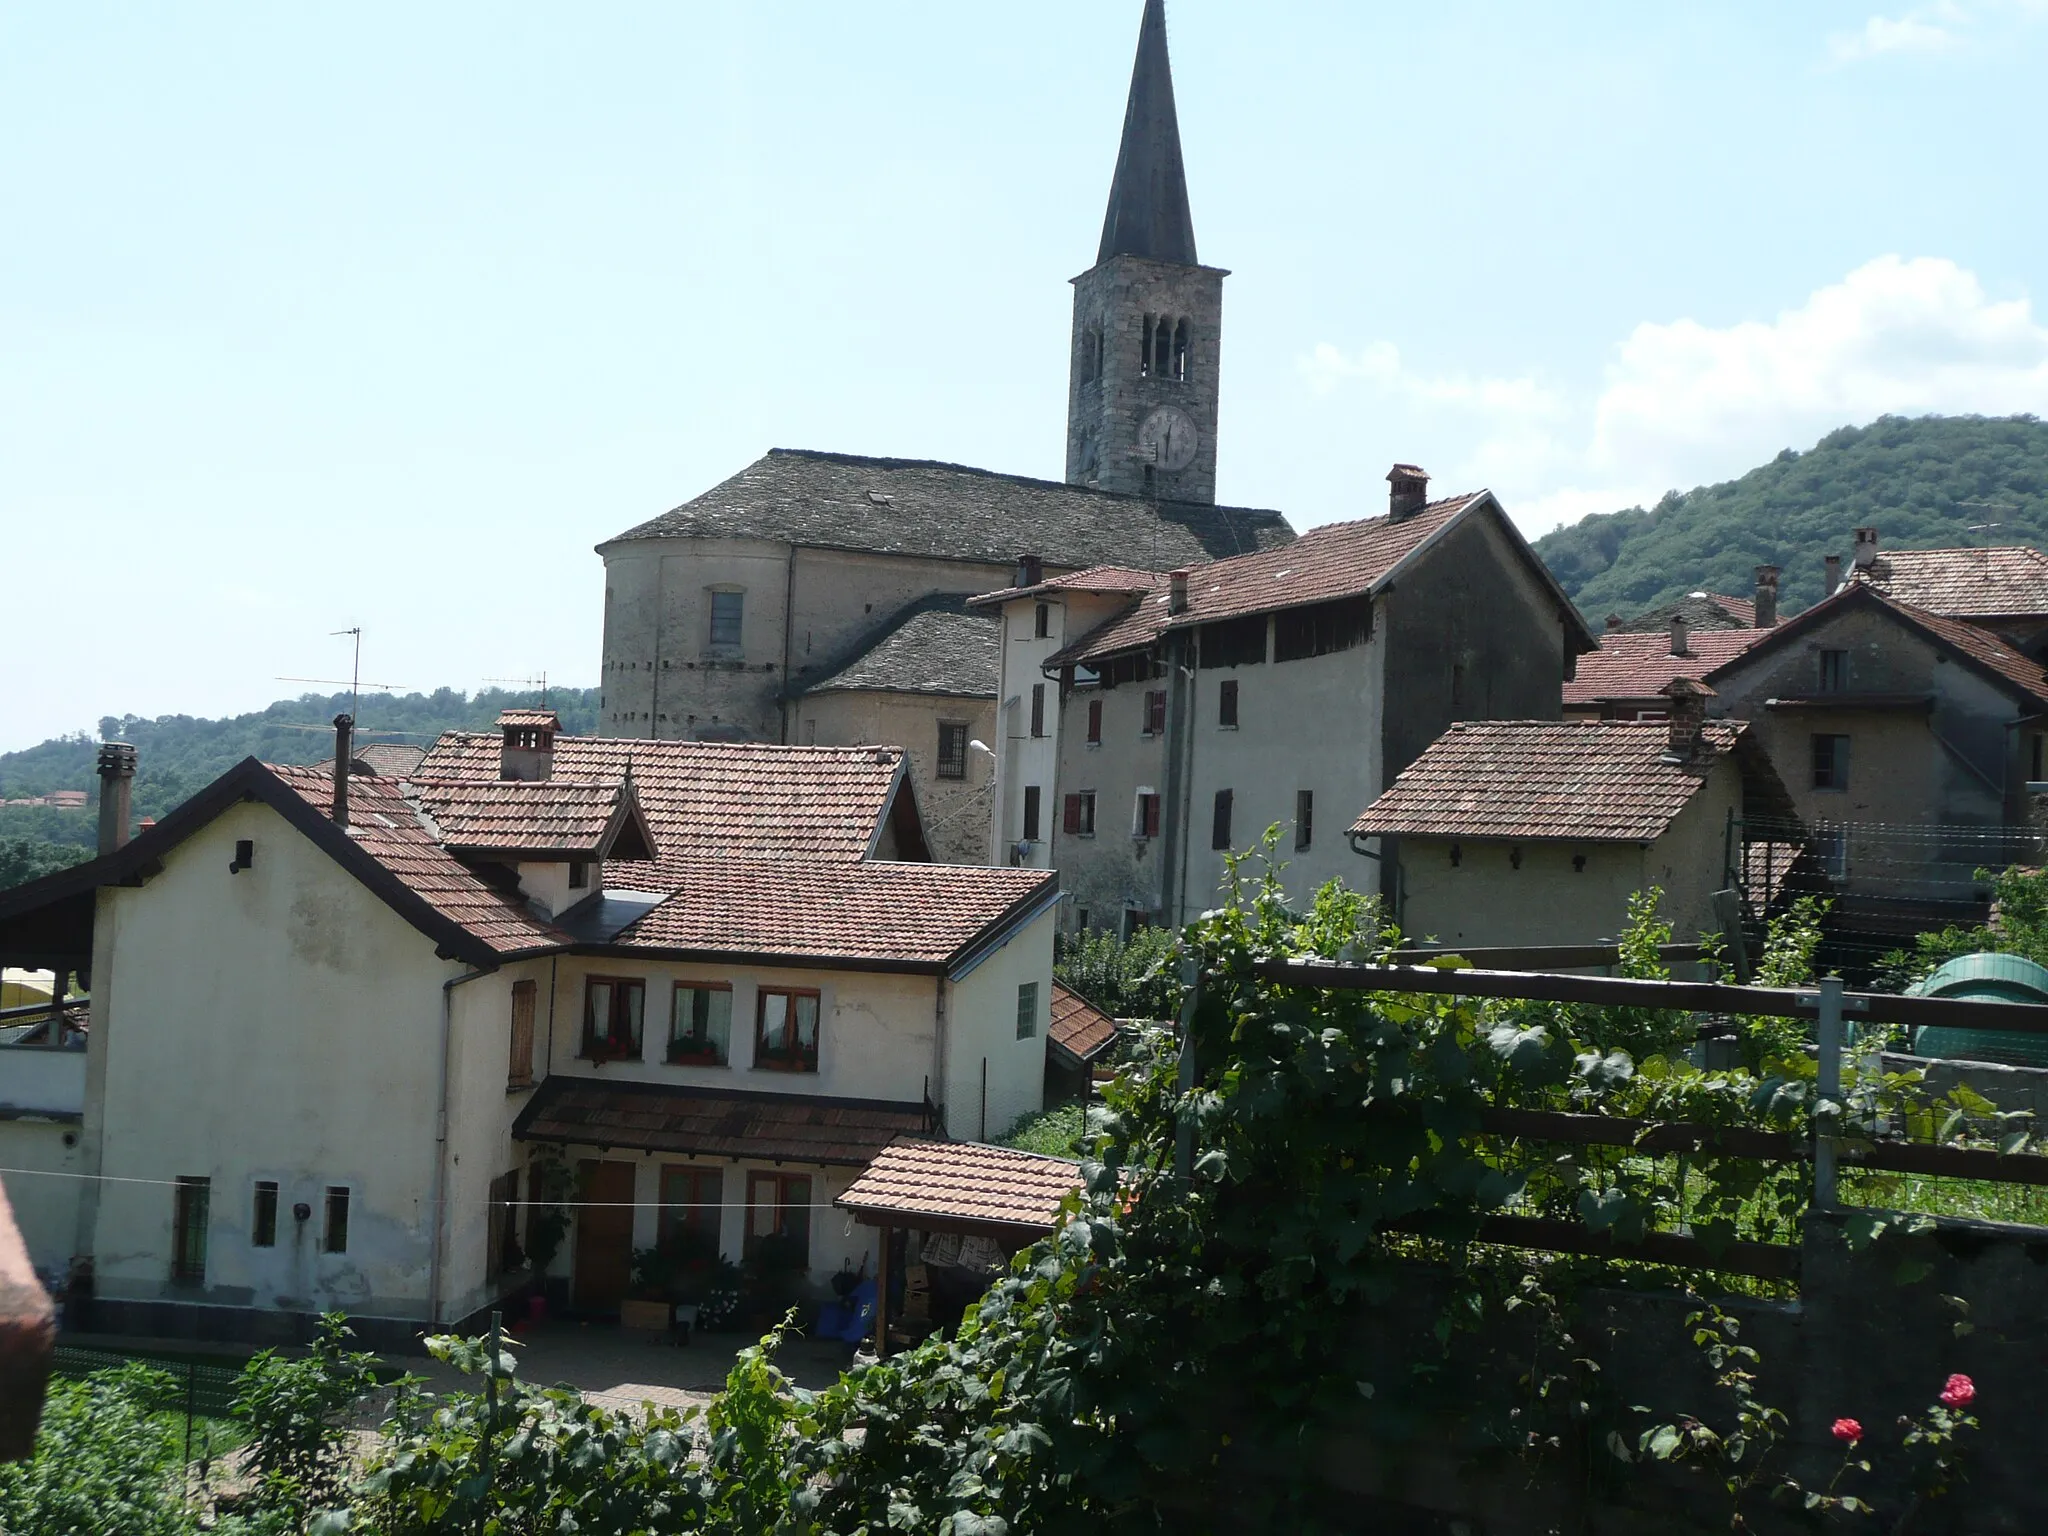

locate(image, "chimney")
(499, 709), (560, 782)
(1824, 553), (1843, 595)
(1660, 678), (1712, 764)
(95, 742), (136, 855)
(1852, 527), (1879, 570)
(1168, 568), (1190, 615)
(1604, 613), (1625, 634)
(1016, 553), (1044, 589)
(1387, 463), (1430, 521)
(1753, 564), (1780, 628)
(1668, 614), (1689, 657)
(331, 715), (353, 827)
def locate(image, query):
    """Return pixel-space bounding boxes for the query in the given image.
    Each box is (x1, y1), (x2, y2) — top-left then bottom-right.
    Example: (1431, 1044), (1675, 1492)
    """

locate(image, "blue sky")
(5, 1), (2048, 751)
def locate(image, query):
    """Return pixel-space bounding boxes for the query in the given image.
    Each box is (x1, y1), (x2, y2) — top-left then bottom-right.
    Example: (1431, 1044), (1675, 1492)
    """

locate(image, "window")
(508, 979), (537, 1088)
(745, 1170), (812, 1267)
(1063, 791), (1097, 836)
(756, 988), (820, 1072)
(937, 722), (968, 780)
(658, 1165), (724, 1258)
(581, 977), (646, 1060)
(1030, 683), (1046, 737)
(1199, 615), (1266, 668)
(1274, 596), (1372, 662)
(1218, 679), (1239, 728)
(251, 1180), (278, 1249)
(1034, 602), (1051, 639)
(323, 1187), (350, 1254)
(1820, 830), (1850, 881)
(1295, 790), (1314, 852)
(568, 860), (589, 891)
(1172, 318), (1190, 382)
(1812, 734), (1851, 791)
(487, 1170), (522, 1279)
(1212, 789), (1234, 850)
(1016, 981), (1039, 1040)
(708, 589), (744, 649)
(1086, 699), (1102, 744)
(1023, 785), (1042, 842)
(1135, 790), (1161, 839)
(1819, 649), (1847, 692)
(669, 983), (733, 1065)
(172, 1176), (209, 1283)
(1143, 690), (1167, 736)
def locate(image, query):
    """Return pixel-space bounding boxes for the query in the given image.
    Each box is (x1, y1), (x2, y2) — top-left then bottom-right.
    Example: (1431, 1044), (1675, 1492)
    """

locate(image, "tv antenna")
(484, 672), (550, 708)
(277, 629), (407, 718)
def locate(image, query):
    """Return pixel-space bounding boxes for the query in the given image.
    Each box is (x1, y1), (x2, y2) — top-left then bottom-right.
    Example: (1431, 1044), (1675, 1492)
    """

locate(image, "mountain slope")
(1532, 415), (2048, 619)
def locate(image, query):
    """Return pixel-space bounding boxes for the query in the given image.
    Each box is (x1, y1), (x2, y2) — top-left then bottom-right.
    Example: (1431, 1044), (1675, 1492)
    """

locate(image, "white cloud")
(1828, 7), (1963, 62)
(1302, 256), (2048, 535)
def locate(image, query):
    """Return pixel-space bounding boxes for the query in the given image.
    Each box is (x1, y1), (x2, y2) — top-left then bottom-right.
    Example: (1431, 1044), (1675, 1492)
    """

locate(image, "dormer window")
(568, 860), (590, 890)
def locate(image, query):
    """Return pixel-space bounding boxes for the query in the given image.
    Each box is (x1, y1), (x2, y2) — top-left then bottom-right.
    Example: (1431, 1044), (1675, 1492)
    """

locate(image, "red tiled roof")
(1050, 495), (1485, 664)
(514, 1080), (932, 1166)
(495, 708), (561, 730)
(835, 1136), (1083, 1232)
(269, 766), (560, 955)
(1702, 593), (1757, 626)
(409, 778), (644, 857)
(1048, 982), (1118, 1061)
(1564, 630), (1764, 706)
(1350, 720), (1746, 843)
(614, 858), (1055, 968)
(1890, 598), (2048, 709)
(1860, 547), (2048, 617)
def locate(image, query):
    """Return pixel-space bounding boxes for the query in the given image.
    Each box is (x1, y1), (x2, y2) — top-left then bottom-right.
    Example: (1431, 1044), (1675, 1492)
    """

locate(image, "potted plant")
(522, 1148), (574, 1311)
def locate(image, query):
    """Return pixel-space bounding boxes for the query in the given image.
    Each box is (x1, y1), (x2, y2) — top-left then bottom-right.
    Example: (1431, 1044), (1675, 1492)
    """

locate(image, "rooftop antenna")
(277, 630), (406, 718)
(484, 672), (549, 709)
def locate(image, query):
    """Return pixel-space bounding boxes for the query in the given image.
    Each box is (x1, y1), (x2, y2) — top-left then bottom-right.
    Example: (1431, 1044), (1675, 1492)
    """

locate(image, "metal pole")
(481, 1308), (501, 1529)
(873, 1225), (892, 1360)
(1174, 954), (1200, 1181)
(183, 1362), (195, 1499)
(1814, 976), (1844, 1211)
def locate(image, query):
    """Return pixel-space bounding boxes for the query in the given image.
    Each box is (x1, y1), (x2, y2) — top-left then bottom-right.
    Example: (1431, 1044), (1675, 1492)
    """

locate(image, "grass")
(1841, 1170), (2048, 1227)
(1000, 1102), (1089, 1157)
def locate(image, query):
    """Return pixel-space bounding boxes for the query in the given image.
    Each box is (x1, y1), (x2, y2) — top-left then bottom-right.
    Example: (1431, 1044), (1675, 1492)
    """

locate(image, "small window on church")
(1081, 325), (1101, 383)
(709, 589), (743, 650)
(1139, 314), (1154, 377)
(1154, 317), (1173, 379)
(1093, 326), (1104, 381)
(1172, 319), (1190, 382)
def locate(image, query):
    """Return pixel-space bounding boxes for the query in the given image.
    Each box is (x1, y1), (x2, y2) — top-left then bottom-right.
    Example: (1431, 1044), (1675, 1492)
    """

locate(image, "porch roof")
(835, 1137), (1083, 1238)
(511, 1078), (933, 1167)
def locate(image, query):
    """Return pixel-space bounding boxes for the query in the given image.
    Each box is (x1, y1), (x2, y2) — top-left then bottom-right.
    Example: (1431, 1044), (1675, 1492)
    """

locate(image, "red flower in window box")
(666, 1043), (725, 1067)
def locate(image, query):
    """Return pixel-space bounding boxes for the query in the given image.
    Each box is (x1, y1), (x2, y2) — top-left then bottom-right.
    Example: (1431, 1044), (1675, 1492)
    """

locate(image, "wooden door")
(573, 1159), (636, 1311)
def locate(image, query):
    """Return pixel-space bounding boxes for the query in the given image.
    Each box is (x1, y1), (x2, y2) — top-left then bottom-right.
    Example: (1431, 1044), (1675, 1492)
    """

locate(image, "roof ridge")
(755, 447), (1285, 518)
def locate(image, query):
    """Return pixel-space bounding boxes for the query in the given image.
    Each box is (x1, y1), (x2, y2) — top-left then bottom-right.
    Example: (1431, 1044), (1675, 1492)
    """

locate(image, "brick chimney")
(499, 710), (560, 782)
(1824, 553), (1843, 594)
(331, 715), (352, 827)
(1016, 553), (1044, 589)
(1852, 527), (1879, 570)
(1168, 568), (1190, 615)
(1387, 463), (1430, 521)
(95, 742), (136, 855)
(1753, 565), (1780, 628)
(1660, 678), (1713, 765)
(1668, 614), (1690, 657)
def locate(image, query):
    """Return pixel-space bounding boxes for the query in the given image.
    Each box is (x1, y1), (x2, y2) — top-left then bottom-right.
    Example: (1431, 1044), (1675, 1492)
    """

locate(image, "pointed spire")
(1097, 0), (1198, 267)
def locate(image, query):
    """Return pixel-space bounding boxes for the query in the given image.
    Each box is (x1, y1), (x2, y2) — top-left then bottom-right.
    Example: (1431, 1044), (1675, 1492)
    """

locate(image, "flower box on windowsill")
(754, 1055), (817, 1074)
(581, 1041), (643, 1067)
(665, 1046), (726, 1068)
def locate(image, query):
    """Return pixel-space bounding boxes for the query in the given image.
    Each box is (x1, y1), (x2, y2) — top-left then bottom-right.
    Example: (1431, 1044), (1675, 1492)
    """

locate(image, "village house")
(1848, 529), (2048, 658)
(1350, 682), (1801, 951)
(1564, 568), (1780, 721)
(972, 468), (1597, 931)
(0, 712), (1058, 1344)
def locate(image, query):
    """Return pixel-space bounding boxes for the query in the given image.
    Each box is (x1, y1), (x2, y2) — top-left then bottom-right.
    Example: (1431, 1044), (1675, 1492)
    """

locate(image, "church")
(592, 0), (1293, 863)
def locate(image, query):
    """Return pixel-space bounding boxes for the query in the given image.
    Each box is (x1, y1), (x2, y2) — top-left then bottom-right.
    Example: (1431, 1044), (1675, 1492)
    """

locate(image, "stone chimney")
(95, 742), (136, 856)
(1753, 565), (1780, 628)
(1660, 678), (1713, 765)
(499, 710), (560, 782)
(1824, 553), (1843, 594)
(1853, 527), (1879, 570)
(1668, 614), (1690, 657)
(1016, 553), (1044, 589)
(1604, 613), (1625, 634)
(331, 715), (353, 827)
(1387, 463), (1430, 521)
(1168, 568), (1190, 615)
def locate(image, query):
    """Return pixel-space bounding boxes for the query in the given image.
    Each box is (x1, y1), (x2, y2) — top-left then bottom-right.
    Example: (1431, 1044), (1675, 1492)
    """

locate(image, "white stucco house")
(0, 712), (1057, 1346)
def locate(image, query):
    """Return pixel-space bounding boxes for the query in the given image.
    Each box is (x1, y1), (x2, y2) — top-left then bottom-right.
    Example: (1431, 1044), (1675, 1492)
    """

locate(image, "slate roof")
(1618, 592), (1757, 632)
(1350, 720), (1749, 844)
(601, 449), (1292, 568)
(409, 778), (650, 858)
(1096, 0), (1199, 267)
(801, 597), (999, 700)
(513, 1079), (932, 1167)
(1564, 630), (1765, 706)
(1858, 546), (2048, 618)
(835, 1137), (1083, 1232)
(971, 566), (1164, 605)
(1048, 982), (1118, 1063)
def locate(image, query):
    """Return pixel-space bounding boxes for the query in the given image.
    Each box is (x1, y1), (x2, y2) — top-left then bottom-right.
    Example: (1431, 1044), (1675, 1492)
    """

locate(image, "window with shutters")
(508, 979), (537, 1088)
(1063, 791), (1096, 837)
(1030, 684), (1046, 737)
(1143, 690), (1167, 736)
(1086, 699), (1103, 744)
(1212, 789), (1234, 850)
(1022, 785), (1042, 841)
(1134, 790), (1161, 839)
(1218, 679), (1239, 728)
(937, 721), (968, 780)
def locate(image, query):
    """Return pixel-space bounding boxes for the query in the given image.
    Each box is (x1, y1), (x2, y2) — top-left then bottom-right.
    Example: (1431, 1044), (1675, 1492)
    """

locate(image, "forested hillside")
(0, 687), (597, 888)
(1532, 415), (2048, 619)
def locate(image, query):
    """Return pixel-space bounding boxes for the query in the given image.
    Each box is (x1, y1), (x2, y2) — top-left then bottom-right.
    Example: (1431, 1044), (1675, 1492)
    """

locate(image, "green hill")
(1532, 415), (2048, 620)
(0, 686), (597, 890)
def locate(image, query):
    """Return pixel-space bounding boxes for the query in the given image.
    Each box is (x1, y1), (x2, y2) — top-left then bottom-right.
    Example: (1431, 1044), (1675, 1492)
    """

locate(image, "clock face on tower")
(1137, 406), (1200, 472)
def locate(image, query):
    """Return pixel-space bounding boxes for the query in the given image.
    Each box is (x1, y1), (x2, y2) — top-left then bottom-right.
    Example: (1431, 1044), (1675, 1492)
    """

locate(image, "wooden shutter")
(509, 980), (537, 1087)
(1087, 699), (1102, 742)
(1142, 794), (1161, 839)
(1211, 789), (1233, 850)
(1030, 684), (1045, 737)
(1063, 795), (1082, 835)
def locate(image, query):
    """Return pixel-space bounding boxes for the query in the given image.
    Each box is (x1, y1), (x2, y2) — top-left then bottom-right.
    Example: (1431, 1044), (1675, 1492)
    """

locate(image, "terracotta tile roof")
(968, 565), (1164, 605)
(513, 1079), (932, 1166)
(612, 857), (1056, 968)
(348, 743), (427, 777)
(1860, 546), (2048, 617)
(1564, 630), (1764, 706)
(413, 735), (903, 865)
(1048, 982), (1118, 1062)
(409, 778), (642, 857)
(801, 596), (998, 699)
(1049, 495), (1484, 664)
(268, 766), (560, 955)
(495, 709), (561, 730)
(1350, 720), (1747, 843)
(1889, 598), (2048, 709)
(835, 1136), (1083, 1232)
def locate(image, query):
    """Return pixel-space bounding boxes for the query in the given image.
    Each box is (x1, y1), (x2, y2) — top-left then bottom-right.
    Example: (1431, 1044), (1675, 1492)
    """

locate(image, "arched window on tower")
(1172, 319), (1190, 382)
(1154, 317), (1173, 379)
(1139, 314), (1154, 377)
(1094, 326), (1105, 382)
(1080, 325), (1102, 384)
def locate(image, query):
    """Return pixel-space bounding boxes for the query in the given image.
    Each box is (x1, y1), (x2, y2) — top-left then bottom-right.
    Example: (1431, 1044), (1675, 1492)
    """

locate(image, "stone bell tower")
(1065, 0), (1226, 506)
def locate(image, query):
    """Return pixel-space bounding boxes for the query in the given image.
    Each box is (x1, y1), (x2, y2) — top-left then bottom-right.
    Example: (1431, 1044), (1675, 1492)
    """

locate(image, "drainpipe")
(429, 966), (494, 1329)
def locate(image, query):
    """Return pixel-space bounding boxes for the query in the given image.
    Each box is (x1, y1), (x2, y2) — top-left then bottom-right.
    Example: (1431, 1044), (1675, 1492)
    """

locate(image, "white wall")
(992, 597), (1070, 868)
(0, 1125), (84, 1279)
(943, 907), (1055, 1142)
(0, 1047), (85, 1117)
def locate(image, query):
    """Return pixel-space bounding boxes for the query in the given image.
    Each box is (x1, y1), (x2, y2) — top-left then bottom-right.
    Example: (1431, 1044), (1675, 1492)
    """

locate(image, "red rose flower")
(1939, 1374), (1975, 1409)
(1832, 1418), (1863, 1444)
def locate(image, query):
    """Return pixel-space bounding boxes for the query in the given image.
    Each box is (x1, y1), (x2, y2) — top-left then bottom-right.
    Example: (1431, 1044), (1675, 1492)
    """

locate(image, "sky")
(5, 0), (2048, 753)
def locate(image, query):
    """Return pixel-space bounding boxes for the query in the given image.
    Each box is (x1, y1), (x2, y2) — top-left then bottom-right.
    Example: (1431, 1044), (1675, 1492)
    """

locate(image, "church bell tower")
(1065, 0), (1225, 506)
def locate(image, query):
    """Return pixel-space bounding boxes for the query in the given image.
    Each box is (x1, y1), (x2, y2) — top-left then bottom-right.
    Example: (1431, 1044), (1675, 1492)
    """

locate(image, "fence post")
(481, 1308), (501, 1529)
(1814, 976), (1844, 1211)
(1174, 952), (1201, 1182)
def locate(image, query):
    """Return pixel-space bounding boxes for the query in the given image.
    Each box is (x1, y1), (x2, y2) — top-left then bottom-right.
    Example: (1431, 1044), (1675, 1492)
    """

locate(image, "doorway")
(572, 1159), (636, 1311)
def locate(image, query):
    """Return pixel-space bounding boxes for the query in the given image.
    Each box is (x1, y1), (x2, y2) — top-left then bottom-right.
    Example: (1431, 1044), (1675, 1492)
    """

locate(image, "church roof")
(800, 596), (1000, 701)
(1097, 0), (1199, 266)
(601, 448), (1291, 568)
